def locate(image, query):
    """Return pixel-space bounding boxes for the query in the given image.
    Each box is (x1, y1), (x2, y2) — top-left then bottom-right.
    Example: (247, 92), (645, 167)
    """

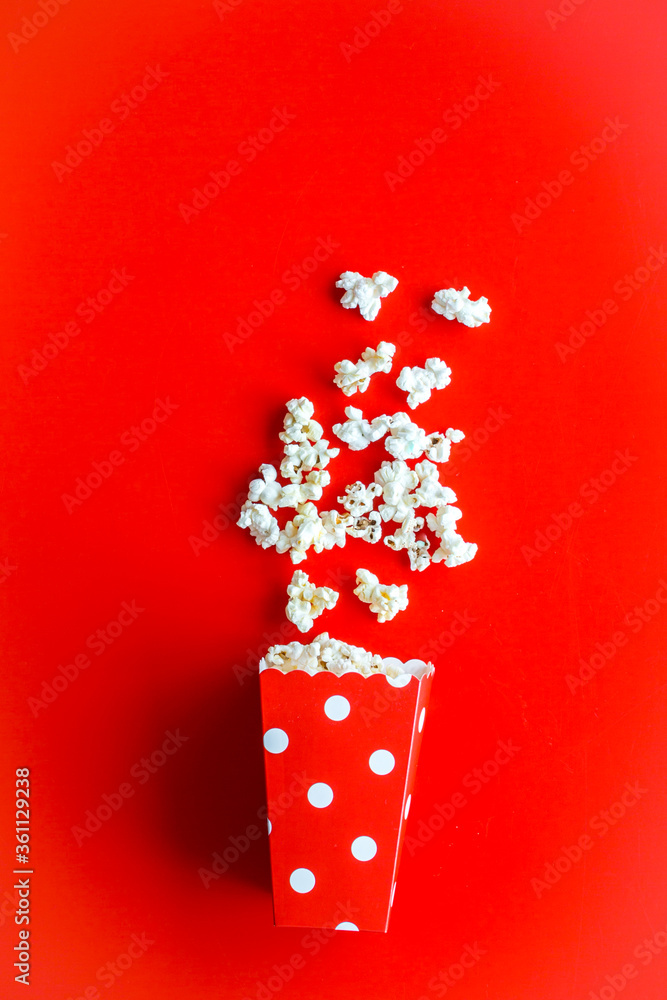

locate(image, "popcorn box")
(258, 655), (434, 932)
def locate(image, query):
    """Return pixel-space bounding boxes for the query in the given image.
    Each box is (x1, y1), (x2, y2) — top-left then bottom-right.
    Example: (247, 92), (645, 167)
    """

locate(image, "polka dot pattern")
(369, 749), (395, 775)
(324, 695), (350, 721)
(263, 728), (289, 754)
(307, 782), (334, 808)
(289, 867), (315, 893)
(351, 836), (377, 861)
(267, 818), (272, 835)
(335, 922), (359, 931)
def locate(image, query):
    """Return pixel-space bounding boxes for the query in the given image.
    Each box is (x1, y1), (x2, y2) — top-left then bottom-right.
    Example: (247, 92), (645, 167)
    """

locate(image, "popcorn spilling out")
(262, 633), (431, 677)
(333, 342), (396, 396)
(431, 286), (491, 328)
(346, 510), (382, 544)
(335, 270), (398, 322)
(413, 460), (457, 508)
(276, 502), (327, 563)
(280, 438), (339, 483)
(374, 460), (420, 523)
(285, 570), (339, 634)
(338, 481), (382, 517)
(396, 358), (452, 409)
(332, 406), (393, 451)
(354, 568), (409, 623)
(237, 501), (280, 549)
(427, 505), (478, 567)
(384, 510), (431, 573)
(384, 412), (428, 460)
(424, 428), (465, 463)
(279, 397), (324, 444)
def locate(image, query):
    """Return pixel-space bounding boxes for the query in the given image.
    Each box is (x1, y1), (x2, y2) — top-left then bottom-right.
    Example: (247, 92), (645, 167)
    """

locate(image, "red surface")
(1, 0), (667, 997)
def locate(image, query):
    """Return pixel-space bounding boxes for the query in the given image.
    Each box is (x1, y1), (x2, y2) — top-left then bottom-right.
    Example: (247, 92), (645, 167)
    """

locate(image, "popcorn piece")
(277, 470), (331, 508)
(319, 509), (350, 550)
(279, 397), (324, 444)
(385, 411), (428, 460)
(335, 270), (399, 322)
(332, 406), (393, 451)
(413, 460), (457, 508)
(384, 510), (431, 572)
(354, 568), (409, 623)
(247, 464), (284, 509)
(396, 358), (452, 409)
(280, 439), (340, 483)
(346, 510), (382, 544)
(424, 428), (465, 463)
(431, 286), (491, 328)
(426, 505), (478, 568)
(237, 501), (280, 549)
(333, 341), (396, 396)
(264, 632), (431, 678)
(338, 481), (382, 517)
(285, 570), (339, 634)
(374, 459), (420, 522)
(276, 502), (327, 563)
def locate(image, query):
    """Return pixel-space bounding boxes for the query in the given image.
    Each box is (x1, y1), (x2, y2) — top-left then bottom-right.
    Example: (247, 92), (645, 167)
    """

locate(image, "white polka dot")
(289, 868), (315, 893)
(263, 728), (289, 754)
(369, 749), (395, 775)
(307, 782), (333, 808)
(386, 672), (411, 688)
(324, 695), (350, 721)
(267, 818), (272, 835)
(335, 922), (359, 931)
(351, 836), (377, 861)
(404, 794), (411, 820)
(390, 881), (397, 907)
(418, 706), (426, 732)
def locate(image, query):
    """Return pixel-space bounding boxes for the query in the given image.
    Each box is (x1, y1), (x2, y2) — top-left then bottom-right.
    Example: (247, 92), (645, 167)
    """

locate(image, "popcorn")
(319, 509), (350, 550)
(279, 397), (324, 444)
(276, 502), (327, 563)
(285, 570), (339, 634)
(332, 406), (393, 451)
(383, 510), (431, 572)
(396, 358), (452, 409)
(237, 501), (280, 549)
(338, 481), (382, 517)
(333, 342), (396, 396)
(426, 505), (478, 568)
(424, 428), (465, 463)
(354, 568), (409, 623)
(280, 439), (340, 483)
(248, 464), (284, 509)
(374, 460), (420, 522)
(278, 469), (331, 508)
(346, 511), (382, 544)
(431, 286), (491, 328)
(384, 411), (428, 460)
(335, 270), (399, 322)
(264, 632), (421, 677)
(413, 460), (458, 508)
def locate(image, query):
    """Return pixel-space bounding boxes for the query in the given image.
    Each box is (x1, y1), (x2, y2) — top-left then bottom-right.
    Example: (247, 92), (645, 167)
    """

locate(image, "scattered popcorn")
(346, 511), (382, 544)
(396, 358), (452, 409)
(413, 460), (458, 508)
(247, 464), (285, 509)
(424, 428), (465, 463)
(333, 341), (396, 396)
(338, 481), (382, 517)
(263, 633), (432, 677)
(319, 509), (350, 550)
(384, 510), (431, 573)
(237, 501), (280, 549)
(278, 470), (330, 508)
(374, 460), (420, 522)
(332, 406), (393, 451)
(427, 505), (478, 567)
(280, 438), (340, 483)
(385, 411), (428, 460)
(354, 568), (409, 623)
(431, 286), (491, 328)
(276, 502), (327, 563)
(335, 270), (399, 321)
(279, 397), (324, 444)
(285, 570), (339, 634)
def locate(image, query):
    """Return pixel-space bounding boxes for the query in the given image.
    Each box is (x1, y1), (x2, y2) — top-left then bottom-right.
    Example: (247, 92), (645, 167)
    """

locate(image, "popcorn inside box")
(235, 270), (488, 931)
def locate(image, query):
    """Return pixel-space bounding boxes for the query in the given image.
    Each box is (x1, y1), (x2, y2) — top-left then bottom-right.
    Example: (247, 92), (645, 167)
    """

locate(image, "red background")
(2, 0), (667, 998)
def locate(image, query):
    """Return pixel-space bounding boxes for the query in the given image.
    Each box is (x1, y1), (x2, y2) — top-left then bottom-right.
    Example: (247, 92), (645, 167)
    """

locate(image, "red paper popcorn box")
(258, 654), (434, 933)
